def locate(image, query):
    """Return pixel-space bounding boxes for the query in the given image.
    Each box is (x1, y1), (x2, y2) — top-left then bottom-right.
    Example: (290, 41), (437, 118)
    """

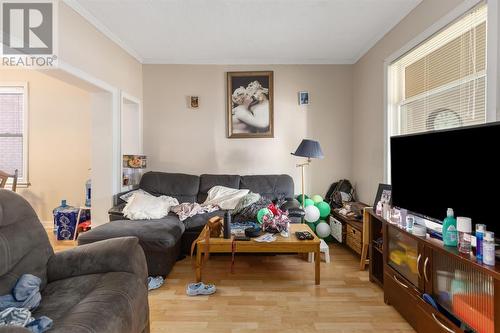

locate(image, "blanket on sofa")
(123, 191), (179, 220)
(202, 186), (249, 210)
(171, 203), (219, 222)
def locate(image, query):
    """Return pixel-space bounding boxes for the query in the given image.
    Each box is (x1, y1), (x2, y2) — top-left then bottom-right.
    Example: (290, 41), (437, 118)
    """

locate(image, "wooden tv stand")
(366, 208), (500, 333)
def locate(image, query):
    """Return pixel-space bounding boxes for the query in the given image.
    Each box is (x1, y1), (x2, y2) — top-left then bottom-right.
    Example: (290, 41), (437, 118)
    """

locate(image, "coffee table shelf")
(195, 224), (321, 284)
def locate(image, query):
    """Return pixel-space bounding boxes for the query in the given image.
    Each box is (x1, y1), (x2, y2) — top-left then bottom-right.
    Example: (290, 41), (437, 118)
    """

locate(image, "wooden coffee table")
(195, 223), (321, 285)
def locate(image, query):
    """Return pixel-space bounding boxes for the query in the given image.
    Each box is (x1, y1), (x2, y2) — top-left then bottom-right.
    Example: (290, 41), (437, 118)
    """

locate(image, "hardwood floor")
(48, 230), (414, 333)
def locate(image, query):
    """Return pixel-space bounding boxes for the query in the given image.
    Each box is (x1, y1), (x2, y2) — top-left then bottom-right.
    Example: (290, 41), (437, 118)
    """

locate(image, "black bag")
(325, 179), (356, 209)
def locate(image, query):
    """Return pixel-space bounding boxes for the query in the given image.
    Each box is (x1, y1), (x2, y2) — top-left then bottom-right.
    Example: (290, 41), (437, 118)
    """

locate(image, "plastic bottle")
(85, 178), (91, 207)
(442, 208), (458, 247)
(52, 200), (68, 234)
(376, 201), (382, 216)
(483, 231), (496, 266)
(406, 215), (415, 233)
(457, 217), (472, 255)
(223, 211), (231, 239)
(475, 224), (486, 263)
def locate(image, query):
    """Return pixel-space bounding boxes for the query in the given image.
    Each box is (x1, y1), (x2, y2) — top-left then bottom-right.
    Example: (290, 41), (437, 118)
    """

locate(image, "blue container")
(52, 200), (68, 235)
(54, 203), (79, 240)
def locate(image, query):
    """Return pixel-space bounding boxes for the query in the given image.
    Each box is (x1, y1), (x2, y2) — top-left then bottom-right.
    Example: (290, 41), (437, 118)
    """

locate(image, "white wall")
(143, 64), (353, 196)
(0, 69), (91, 221)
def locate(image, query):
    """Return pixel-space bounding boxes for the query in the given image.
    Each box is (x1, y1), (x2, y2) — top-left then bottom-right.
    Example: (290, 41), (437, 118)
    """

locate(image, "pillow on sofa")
(202, 186), (249, 210)
(123, 191), (179, 220)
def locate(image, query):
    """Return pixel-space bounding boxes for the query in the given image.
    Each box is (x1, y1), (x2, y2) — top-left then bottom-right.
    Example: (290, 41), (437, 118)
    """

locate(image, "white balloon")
(304, 205), (320, 223)
(316, 222), (330, 238)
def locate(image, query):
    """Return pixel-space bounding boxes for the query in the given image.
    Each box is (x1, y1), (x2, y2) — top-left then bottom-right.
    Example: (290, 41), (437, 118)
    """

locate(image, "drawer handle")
(424, 257), (430, 282)
(416, 254), (422, 278)
(393, 274), (408, 289)
(432, 313), (454, 333)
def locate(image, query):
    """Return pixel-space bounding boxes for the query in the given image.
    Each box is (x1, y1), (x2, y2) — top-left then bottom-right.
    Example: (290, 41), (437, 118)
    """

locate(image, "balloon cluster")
(298, 194), (331, 239)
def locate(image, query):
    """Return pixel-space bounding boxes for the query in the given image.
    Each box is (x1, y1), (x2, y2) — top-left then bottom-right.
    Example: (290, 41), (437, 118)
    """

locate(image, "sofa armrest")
(47, 237), (148, 283)
(108, 202), (128, 221)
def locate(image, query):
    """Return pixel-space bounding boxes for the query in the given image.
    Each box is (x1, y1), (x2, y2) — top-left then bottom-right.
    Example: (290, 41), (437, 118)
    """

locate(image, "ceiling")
(65, 0), (422, 64)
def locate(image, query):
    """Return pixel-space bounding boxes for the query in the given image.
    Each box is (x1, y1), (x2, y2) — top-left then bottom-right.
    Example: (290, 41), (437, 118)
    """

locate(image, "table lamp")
(291, 139), (324, 209)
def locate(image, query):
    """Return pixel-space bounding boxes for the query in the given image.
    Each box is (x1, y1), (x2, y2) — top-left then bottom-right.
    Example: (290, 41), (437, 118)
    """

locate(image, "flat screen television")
(391, 122), (500, 237)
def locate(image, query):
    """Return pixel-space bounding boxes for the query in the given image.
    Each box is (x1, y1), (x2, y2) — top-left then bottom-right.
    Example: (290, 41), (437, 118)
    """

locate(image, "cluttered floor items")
(147, 276), (165, 291)
(0, 274), (52, 332)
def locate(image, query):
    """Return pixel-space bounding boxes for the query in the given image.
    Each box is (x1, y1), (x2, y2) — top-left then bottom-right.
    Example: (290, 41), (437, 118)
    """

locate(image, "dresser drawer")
(347, 225), (362, 242)
(346, 234), (362, 254)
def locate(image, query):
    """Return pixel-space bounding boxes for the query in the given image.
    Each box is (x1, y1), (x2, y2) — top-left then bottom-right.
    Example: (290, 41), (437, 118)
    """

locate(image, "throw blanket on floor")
(0, 274), (52, 333)
(171, 203), (219, 222)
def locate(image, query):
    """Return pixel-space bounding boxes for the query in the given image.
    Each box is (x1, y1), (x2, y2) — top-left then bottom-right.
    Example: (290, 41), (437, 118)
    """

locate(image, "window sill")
(5, 182), (30, 189)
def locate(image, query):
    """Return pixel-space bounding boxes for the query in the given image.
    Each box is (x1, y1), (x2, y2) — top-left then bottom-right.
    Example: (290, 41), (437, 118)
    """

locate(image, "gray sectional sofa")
(78, 172), (302, 276)
(0, 190), (149, 333)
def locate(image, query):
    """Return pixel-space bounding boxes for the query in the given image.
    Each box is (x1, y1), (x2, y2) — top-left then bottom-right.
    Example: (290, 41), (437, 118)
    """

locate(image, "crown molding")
(63, 0), (144, 63)
(141, 57), (356, 65)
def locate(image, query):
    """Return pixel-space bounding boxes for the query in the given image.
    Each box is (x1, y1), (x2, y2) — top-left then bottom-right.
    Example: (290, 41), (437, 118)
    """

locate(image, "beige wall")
(143, 65), (353, 196)
(56, 2), (145, 224)
(58, 2), (143, 99)
(1, 69), (91, 221)
(352, 0), (465, 203)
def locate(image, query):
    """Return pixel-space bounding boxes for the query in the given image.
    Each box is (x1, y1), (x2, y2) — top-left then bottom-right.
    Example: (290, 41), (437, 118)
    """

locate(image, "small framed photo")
(373, 183), (392, 208)
(298, 91), (309, 105)
(190, 96), (199, 109)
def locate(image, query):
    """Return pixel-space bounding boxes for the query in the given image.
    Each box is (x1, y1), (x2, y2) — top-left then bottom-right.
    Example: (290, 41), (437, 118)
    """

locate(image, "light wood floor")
(49, 231), (415, 333)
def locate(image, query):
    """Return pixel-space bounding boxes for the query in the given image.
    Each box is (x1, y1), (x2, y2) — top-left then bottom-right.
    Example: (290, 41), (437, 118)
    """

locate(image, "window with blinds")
(388, 2), (487, 136)
(0, 85), (27, 182)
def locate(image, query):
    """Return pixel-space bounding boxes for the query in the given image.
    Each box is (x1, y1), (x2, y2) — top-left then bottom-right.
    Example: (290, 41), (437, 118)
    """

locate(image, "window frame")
(383, 0), (498, 184)
(0, 82), (29, 186)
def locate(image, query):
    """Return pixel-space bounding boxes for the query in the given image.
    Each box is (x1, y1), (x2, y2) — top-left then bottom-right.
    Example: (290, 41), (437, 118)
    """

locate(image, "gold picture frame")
(226, 71), (274, 138)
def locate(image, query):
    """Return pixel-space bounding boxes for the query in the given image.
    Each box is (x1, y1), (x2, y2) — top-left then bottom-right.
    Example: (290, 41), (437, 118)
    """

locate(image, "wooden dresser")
(331, 210), (364, 255)
(366, 208), (500, 333)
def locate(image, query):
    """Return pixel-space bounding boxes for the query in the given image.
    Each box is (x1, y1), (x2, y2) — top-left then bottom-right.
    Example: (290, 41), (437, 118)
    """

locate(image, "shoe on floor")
(147, 276), (164, 290)
(186, 282), (216, 296)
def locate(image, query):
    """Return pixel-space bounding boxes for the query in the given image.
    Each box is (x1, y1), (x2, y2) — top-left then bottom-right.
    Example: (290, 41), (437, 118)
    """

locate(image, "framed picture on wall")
(298, 91), (309, 105)
(190, 96), (199, 109)
(226, 71), (274, 138)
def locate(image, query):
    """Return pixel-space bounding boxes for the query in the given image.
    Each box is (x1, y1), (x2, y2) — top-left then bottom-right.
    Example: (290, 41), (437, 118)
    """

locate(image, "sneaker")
(147, 276), (164, 290)
(186, 282), (216, 296)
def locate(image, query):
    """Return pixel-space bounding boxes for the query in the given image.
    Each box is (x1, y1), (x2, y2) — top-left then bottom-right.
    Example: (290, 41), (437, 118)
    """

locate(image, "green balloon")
(312, 195), (323, 204)
(304, 198), (315, 207)
(316, 201), (331, 218)
(257, 208), (272, 224)
(296, 194), (309, 203)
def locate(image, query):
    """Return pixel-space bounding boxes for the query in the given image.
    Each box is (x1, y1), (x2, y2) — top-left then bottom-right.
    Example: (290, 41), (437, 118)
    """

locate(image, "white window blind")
(0, 86), (26, 181)
(389, 2), (487, 136)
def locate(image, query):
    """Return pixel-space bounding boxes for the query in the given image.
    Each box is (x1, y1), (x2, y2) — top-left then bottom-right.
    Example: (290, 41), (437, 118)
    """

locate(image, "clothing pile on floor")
(0, 274), (52, 332)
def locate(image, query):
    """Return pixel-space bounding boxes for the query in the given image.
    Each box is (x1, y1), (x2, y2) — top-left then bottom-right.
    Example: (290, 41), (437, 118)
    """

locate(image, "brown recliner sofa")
(0, 190), (150, 333)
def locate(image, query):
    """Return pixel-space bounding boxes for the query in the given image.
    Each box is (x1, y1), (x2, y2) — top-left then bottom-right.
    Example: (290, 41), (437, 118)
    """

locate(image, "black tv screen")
(391, 122), (500, 236)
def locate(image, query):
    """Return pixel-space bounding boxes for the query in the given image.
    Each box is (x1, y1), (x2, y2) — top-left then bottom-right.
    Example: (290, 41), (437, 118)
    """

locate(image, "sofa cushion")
(197, 174), (241, 203)
(239, 175), (294, 200)
(183, 210), (225, 231)
(139, 172), (200, 203)
(78, 217), (184, 253)
(33, 272), (148, 333)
